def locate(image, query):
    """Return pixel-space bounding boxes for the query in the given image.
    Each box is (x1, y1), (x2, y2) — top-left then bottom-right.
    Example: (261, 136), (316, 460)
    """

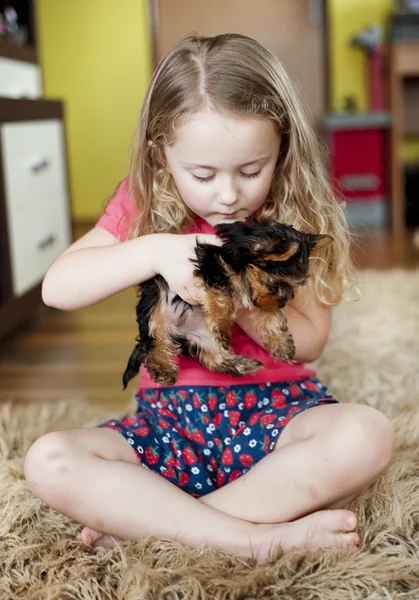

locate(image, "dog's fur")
(123, 218), (332, 387)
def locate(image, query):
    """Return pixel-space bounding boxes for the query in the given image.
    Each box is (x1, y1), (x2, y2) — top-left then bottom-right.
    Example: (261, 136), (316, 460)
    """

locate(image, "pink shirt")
(96, 179), (315, 389)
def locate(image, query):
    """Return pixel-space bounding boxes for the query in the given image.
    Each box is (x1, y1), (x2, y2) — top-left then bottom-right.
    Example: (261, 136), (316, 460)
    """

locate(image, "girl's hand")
(151, 233), (222, 305)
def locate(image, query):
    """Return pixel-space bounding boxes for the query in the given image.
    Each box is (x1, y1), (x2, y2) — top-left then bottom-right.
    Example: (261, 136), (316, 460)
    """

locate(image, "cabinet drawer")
(0, 57), (42, 99)
(7, 198), (71, 297)
(1, 120), (69, 212)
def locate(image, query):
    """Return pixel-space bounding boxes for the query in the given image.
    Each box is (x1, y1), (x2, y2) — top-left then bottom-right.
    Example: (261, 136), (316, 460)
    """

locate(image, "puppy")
(123, 218), (332, 387)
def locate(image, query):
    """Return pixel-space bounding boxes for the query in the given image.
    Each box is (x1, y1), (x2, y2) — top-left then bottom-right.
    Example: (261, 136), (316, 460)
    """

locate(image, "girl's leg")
(24, 427), (359, 561)
(200, 403), (395, 524)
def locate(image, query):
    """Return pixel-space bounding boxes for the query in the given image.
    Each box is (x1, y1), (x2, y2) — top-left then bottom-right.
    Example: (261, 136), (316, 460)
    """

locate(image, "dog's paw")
(211, 328), (232, 350)
(283, 334), (296, 361)
(266, 334), (296, 363)
(147, 365), (179, 386)
(220, 355), (263, 376)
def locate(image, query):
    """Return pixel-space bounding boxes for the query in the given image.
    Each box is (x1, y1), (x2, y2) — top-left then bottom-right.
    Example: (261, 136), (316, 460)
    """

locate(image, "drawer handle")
(31, 158), (50, 174)
(37, 234), (57, 251)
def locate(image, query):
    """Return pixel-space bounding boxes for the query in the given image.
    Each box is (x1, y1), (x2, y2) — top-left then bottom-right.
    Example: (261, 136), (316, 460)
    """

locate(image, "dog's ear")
(308, 234), (333, 251)
(256, 242), (300, 262)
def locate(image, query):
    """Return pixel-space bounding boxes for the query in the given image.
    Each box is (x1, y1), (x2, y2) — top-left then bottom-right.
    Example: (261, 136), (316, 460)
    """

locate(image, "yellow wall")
(36, 0), (152, 220)
(329, 0), (392, 112)
(403, 139), (419, 164)
(329, 0), (419, 163)
(36, 0), (418, 220)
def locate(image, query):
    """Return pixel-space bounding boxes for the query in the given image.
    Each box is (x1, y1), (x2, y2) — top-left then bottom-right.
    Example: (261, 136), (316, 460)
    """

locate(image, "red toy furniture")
(321, 112), (391, 227)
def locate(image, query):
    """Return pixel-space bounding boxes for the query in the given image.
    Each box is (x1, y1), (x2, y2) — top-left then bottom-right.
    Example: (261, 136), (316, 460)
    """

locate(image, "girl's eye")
(192, 170), (262, 183)
(241, 170), (262, 179)
(192, 174), (214, 183)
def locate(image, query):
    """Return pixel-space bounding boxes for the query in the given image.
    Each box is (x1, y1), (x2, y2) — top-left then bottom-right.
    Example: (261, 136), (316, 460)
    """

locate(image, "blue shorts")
(99, 377), (338, 497)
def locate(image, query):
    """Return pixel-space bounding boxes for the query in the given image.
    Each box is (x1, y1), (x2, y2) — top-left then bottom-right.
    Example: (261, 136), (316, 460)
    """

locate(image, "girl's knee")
(326, 405), (395, 480)
(24, 430), (79, 497)
(354, 406), (395, 468)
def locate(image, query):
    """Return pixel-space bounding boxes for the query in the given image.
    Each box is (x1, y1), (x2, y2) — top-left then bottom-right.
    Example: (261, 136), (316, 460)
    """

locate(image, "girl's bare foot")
(80, 526), (120, 548)
(80, 508), (359, 560)
(253, 509), (360, 563)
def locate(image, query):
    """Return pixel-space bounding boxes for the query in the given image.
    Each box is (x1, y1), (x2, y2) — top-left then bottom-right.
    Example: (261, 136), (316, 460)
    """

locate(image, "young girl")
(24, 34), (395, 563)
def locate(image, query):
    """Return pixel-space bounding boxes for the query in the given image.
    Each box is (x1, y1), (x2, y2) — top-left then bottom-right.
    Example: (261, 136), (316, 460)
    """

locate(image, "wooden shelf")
(0, 42), (37, 64)
(0, 98), (63, 121)
(388, 41), (419, 239)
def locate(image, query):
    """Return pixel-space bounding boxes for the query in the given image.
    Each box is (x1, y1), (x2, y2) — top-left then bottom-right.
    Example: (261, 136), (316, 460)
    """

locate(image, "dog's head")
(215, 217), (333, 287)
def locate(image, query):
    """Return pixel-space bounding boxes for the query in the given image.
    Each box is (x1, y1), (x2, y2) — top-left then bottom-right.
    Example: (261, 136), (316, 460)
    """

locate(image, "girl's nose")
(217, 179), (239, 206)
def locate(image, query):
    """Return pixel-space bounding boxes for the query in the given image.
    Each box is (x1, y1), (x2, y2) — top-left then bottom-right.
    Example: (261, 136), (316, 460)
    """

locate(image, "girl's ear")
(163, 151), (172, 174)
(308, 234), (333, 250)
(148, 139), (168, 170)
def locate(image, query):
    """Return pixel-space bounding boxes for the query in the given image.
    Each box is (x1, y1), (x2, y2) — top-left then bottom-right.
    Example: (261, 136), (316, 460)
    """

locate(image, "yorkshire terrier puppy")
(123, 218), (332, 387)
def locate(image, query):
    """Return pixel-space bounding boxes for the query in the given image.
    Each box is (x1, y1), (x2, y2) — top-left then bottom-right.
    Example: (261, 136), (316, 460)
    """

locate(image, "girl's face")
(164, 109), (280, 227)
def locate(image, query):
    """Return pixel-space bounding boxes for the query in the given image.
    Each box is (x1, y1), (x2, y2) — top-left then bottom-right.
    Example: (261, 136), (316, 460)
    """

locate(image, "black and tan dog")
(123, 218), (332, 387)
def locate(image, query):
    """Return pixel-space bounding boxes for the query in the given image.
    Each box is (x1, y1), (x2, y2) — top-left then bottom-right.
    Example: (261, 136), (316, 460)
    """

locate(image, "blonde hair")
(114, 33), (357, 305)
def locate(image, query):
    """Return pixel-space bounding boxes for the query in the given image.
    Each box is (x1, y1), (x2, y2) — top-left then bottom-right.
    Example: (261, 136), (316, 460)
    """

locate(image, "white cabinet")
(2, 120), (68, 211)
(1, 120), (71, 296)
(0, 57), (42, 99)
(0, 99), (72, 339)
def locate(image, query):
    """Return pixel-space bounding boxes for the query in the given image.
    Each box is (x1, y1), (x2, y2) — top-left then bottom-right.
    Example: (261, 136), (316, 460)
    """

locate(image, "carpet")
(1, 269), (419, 600)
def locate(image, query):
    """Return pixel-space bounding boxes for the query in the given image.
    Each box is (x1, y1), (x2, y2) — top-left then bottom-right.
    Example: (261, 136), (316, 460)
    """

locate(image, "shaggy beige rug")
(1, 269), (419, 600)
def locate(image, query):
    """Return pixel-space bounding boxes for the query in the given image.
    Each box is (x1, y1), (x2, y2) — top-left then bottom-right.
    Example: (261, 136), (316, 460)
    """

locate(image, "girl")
(24, 34), (395, 563)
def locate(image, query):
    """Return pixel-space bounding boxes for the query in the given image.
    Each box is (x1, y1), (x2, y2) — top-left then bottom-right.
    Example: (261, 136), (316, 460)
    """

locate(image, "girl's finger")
(190, 284), (208, 305)
(197, 234), (223, 247)
(183, 287), (199, 306)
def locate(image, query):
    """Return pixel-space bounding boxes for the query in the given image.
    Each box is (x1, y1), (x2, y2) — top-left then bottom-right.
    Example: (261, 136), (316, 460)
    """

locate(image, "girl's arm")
(42, 227), (160, 310)
(42, 227), (220, 311)
(235, 279), (332, 364)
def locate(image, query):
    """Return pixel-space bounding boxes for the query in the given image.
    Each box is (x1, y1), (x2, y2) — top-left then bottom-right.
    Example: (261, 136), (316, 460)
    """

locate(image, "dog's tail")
(122, 343), (146, 390)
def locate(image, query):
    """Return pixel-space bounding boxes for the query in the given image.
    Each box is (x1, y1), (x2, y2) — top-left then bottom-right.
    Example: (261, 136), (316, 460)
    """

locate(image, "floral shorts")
(99, 378), (338, 497)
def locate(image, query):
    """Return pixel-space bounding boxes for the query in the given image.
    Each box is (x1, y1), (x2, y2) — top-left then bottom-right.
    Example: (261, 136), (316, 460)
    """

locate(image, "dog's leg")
(247, 307), (295, 362)
(123, 282), (159, 389)
(182, 331), (262, 378)
(209, 350), (263, 377)
(123, 343), (147, 389)
(240, 266), (295, 362)
(146, 300), (182, 386)
(123, 278), (182, 387)
(199, 287), (236, 350)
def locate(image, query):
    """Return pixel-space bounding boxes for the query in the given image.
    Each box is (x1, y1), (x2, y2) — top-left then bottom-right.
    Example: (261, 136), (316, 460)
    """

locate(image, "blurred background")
(0, 0), (418, 406)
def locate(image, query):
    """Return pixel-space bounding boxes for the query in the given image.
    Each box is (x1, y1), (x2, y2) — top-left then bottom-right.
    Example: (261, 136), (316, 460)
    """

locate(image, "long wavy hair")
(110, 33), (357, 305)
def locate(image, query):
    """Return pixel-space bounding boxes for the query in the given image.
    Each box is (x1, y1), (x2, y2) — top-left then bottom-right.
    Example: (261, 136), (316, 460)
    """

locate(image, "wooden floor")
(0, 226), (418, 410)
